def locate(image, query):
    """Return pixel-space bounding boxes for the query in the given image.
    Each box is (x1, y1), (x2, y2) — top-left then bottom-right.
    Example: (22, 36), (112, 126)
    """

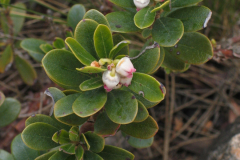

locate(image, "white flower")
(120, 76), (132, 87)
(116, 57), (136, 78)
(134, 0), (150, 10)
(102, 70), (120, 92)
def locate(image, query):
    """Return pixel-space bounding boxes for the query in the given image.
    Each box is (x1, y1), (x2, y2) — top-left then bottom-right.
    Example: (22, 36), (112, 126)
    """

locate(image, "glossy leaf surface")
(134, 101), (149, 122)
(105, 90), (138, 124)
(112, 34), (129, 57)
(109, 40), (130, 58)
(121, 116), (159, 139)
(83, 9), (110, 27)
(134, 7), (156, 29)
(67, 4), (86, 31)
(85, 131), (105, 153)
(52, 129), (70, 144)
(76, 66), (106, 73)
(60, 143), (76, 154)
(0, 150), (14, 160)
(80, 77), (103, 91)
(73, 88), (107, 118)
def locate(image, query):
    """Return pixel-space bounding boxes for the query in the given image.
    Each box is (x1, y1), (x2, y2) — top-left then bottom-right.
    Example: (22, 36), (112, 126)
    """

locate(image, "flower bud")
(102, 70), (120, 92)
(116, 57), (136, 78)
(134, 0), (150, 10)
(120, 76), (132, 87)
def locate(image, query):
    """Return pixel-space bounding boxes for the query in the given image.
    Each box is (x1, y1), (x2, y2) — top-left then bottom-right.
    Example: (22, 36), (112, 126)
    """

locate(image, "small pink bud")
(116, 57), (136, 78)
(134, 0), (150, 9)
(102, 71), (120, 92)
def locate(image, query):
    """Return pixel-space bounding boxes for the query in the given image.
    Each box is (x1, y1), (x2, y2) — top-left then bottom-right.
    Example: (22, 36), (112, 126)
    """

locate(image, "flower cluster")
(134, 0), (150, 11)
(101, 57), (136, 92)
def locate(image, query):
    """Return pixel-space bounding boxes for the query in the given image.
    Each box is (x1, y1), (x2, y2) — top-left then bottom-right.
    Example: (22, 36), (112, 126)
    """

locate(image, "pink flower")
(116, 57), (136, 78)
(102, 71), (120, 92)
(120, 76), (132, 87)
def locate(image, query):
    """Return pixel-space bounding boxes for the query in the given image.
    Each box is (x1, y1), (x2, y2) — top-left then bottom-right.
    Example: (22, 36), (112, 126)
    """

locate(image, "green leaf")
(0, 45), (13, 73)
(22, 122), (59, 150)
(98, 145), (134, 160)
(76, 66), (106, 73)
(162, 47), (186, 71)
(62, 90), (80, 96)
(0, 98), (21, 127)
(113, 34), (129, 57)
(0, 12), (9, 34)
(73, 88), (107, 118)
(75, 19), (99, 59)
(134, 7), (156, 29)
(69, 126), (80, 142)
(168, 6), (212, 32)
(67, 4), (86, 31)
(94, 24), (113, 58)
(46, 87), (66, 103)
(56, 115), (88, 126)
(54, 93), (81, 117)
(150, 47), (165, 74)
(151, 0), (170, 13)
(40, 44), (53, 53)
(10, 3), (26, 35)
(121, 116), (159, 139)
(1, 0), (11, 7)
(80, 133), (90, 150)
(53, 37), (65, 49)
(85, 131), (105, 153)
(21, 38), (47, 62)
(167, 32), (213, 64)
(108, 0), (135, 8)
(65, 37), (96, 66)
(109, 40), (130, 58)
(42, 49), (93, 90)
(152, 17), (184, 47)
(0, 150), (14, 160)
(94, 111), (120, 137)
(75, 145), (84, 160)
(84, 151), (103, 160)
(49, 151), (70, 160)
(35, 150), (57, 160)
(59, 143), (76, 154)
(130, 47), (160, 74)
(142, 28), (152, 38)
(134, 101), (149, 122)
(105, 90), (138, 124)
(25, 114), (70, 131)
(127, 136), (154, 149)
(15, 55), (37, 86)
(128, 72), (165, 103)
(106, 12), (140, 33)
(171, 0), (203, 8)
(0, 91), (5, 106)
(11, 134), (41, 160)
(83, 9), (110, 28)
(52, 129), (71, 144)
(80, 77), (103, 91)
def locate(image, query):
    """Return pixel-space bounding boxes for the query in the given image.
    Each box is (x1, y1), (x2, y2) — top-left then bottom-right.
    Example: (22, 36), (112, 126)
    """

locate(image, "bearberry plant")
(19, 0), (214, 159)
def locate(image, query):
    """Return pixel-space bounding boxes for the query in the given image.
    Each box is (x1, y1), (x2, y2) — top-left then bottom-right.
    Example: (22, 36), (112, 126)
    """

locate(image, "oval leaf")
(40, 44), (53, 53)
(80, 77), (103, 91)
(0, 45), (13, 73)
(127, 136), (154, 149)
(120, 116), (159, 139)
(150, 47), (165, 74)
(106, 12), (140, 33)
(65, 37), (96, 66)
(108, 0), (135, 8)
(94, 24), (113, 58)
(73, 88), (107, 118)
(10, 3), (26, 35)
(11, 134), (41, 160)
(94, 111), (120, 137)
(15, 55), (37, 86)
(42, 49), (93, 90)
(130, 47), (160, 74)
(75, 19), (99, 59)
(152, 17), (184, 47)
(0, 150), (14, 160)
(128, 72), (165, 103)
(167, 32), (213, 64)
(75, 145), (84, 160)
(59, 143), (76, 154)
(52, 129), (71, 144)
(134, 101), (149, 122)
(83, 9), (110, 27)
(69, 126), (80, 142)
(85, 131), (105, 153)
(134, 7), (156, 29)
(98, 145), (134, 160)
(105, 90), (138, 124)
(168, 6), (212, 32)
(67, 4), (86, 31)
(22, 122), (59, 150)
(53, 37), (65, 49)
(0, 98), (21, 127)
(76, 66), (106, 73)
